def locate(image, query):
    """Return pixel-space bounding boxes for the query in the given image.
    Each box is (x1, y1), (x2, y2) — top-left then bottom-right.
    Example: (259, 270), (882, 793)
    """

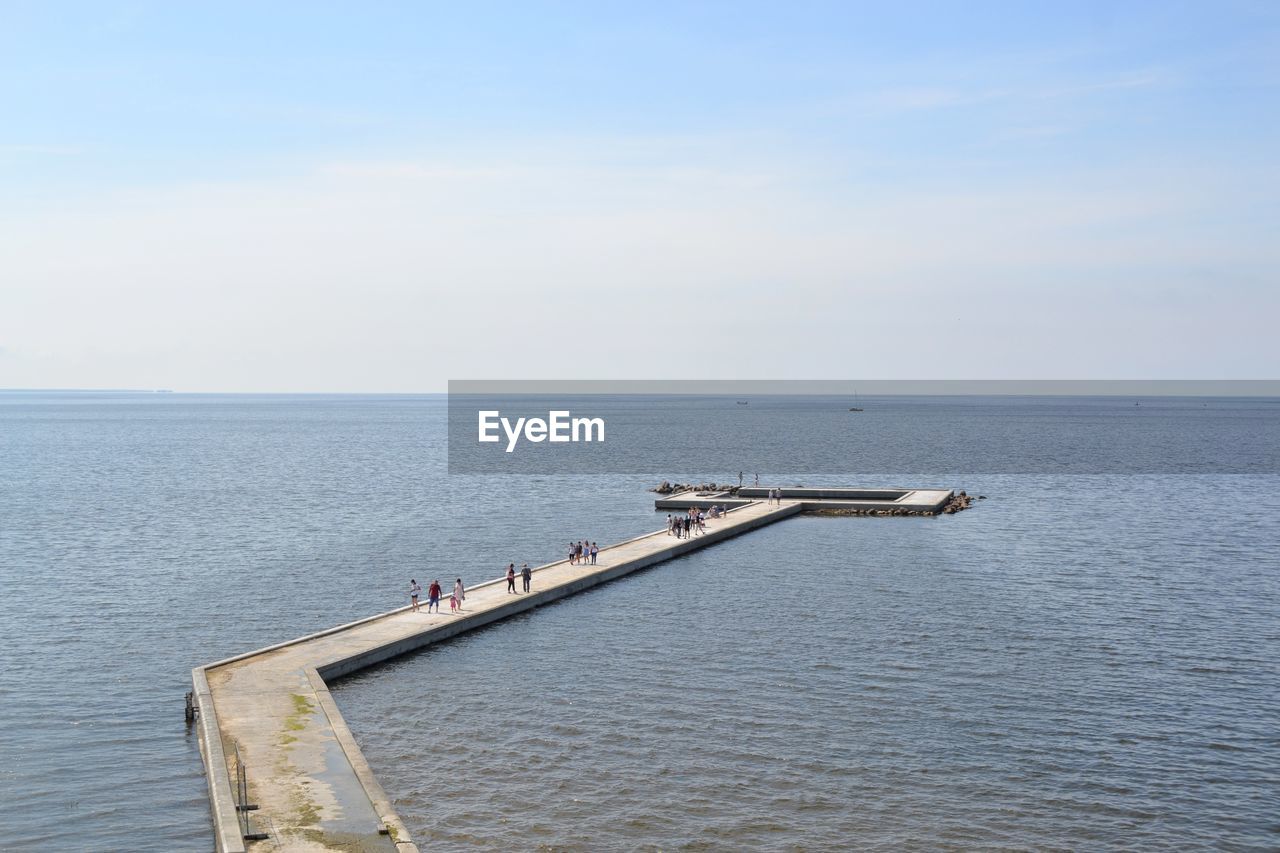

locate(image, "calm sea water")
(0, 394), (1277, 850)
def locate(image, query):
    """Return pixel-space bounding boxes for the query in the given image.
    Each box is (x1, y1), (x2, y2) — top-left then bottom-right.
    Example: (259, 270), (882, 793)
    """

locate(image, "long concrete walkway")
(194, 499), (807, 852)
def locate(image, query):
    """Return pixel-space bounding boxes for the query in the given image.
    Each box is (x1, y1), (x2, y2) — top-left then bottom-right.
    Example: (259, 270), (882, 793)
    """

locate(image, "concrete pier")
(193, 489), (952, 851)
(655, 486), (954, 513)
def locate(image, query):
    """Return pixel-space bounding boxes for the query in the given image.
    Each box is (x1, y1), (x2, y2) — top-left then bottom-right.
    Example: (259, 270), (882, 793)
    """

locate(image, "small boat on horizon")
(737, 400), (749, 405)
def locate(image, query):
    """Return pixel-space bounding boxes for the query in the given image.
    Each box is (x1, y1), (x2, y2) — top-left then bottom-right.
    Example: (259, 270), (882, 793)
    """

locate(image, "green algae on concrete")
(286, 693), (314, 730)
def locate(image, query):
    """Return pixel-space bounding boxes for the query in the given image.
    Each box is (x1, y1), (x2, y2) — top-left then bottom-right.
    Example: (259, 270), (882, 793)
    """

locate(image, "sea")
(0, 393), (1277, 850)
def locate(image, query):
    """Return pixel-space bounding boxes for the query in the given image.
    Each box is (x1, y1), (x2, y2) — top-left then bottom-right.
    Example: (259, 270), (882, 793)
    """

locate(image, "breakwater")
(192, 489), (953, 851)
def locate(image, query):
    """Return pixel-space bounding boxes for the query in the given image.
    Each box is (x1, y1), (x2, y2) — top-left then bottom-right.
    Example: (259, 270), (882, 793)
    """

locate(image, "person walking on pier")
(506, 563), (517, 593)
(590, 542), (598, 565)
(427, 579), (442, 613)
(452, 578), (466, 612)
(409, 579), (422, 612)
(521, 562), (532, 593)
(666, 514), (674, 535)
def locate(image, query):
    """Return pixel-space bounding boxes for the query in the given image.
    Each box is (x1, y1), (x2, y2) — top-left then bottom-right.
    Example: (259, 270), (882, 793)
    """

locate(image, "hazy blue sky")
(2, 2), (1277, 390)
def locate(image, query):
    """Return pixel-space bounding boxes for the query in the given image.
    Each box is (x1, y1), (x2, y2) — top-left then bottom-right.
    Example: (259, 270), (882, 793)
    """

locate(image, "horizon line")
(5, 380), (1280, 398)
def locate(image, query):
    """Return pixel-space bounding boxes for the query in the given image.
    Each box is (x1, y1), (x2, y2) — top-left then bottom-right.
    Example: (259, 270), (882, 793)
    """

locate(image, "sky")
(1, 1), (1277, 391)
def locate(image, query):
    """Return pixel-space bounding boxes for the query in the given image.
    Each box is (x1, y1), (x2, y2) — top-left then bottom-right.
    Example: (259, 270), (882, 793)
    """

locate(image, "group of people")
(410, 561), (537, 615)
(568, 540), (599, 565)
(406, 492), (790, 617)
(408, 577), (467, 614)
(666, 508), (707, 539)
(410, 539), (611, 615)
(506, 562), (533, 593)
(413, 496), (800, 616)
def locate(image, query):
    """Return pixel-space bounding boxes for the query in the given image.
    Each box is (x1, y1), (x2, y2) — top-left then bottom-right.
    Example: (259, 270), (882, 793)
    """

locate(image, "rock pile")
(941, 491), (976, 514)
(650, 481), (738, 495)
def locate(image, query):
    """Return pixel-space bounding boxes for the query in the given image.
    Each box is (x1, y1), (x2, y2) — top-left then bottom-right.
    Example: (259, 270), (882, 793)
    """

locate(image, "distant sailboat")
(849, 390), (863, 412)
